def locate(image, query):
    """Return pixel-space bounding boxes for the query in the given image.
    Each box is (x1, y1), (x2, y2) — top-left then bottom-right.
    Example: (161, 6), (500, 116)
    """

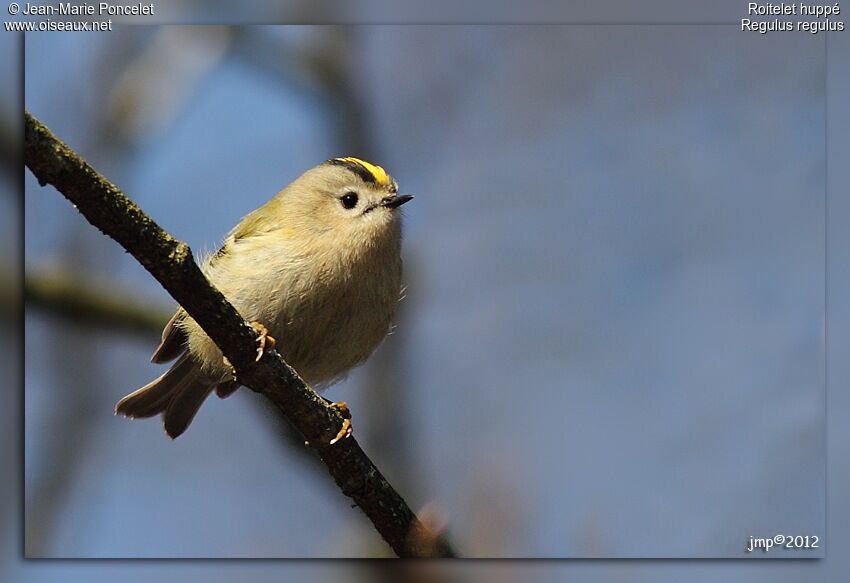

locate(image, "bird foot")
(249, 321), (276, 362)
(220, 321), (276, 380)
(328, 401), (353, 445)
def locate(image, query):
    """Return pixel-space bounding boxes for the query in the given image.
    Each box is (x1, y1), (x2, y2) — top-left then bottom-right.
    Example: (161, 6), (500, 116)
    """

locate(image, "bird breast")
(198, 231), (403, 387)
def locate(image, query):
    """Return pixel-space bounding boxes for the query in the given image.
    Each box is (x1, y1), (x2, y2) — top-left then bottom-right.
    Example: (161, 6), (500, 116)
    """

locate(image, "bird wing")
(150, 308), (187, 363)
(150, 198), (281, 364)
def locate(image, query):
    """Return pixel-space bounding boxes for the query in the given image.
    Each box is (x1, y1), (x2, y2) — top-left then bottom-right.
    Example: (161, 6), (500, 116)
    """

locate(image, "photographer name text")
(18, 2), (154, 16)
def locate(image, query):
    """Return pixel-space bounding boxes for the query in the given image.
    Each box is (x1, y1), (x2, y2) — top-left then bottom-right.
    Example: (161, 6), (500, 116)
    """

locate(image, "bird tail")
(116, 353), (216, 439)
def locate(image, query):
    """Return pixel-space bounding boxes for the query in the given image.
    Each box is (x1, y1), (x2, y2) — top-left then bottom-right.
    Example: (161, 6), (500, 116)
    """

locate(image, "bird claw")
(220, 321), (275, 380)
(328, 401), (353, 445)
(249, 321), (276, 362)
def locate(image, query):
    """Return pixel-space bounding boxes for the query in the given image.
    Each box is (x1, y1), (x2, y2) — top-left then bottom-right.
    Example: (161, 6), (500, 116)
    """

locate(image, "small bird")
(116, 157), (413, 440)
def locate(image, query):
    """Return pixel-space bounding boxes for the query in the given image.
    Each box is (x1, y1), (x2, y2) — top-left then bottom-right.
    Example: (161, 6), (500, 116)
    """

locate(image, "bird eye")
(340, 192), (359, 209)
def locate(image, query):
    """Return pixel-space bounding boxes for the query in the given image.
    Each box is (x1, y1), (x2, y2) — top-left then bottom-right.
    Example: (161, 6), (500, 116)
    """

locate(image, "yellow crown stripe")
(339, 157), (391, 186)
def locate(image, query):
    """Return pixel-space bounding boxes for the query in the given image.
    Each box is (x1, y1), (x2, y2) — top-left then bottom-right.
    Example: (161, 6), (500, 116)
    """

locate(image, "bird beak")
(381, 194), (414, 209)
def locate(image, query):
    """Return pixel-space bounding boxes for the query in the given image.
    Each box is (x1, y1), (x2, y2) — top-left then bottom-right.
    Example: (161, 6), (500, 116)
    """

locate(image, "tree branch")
(25, 269), (170, 336)
(24, 111), (455, 558)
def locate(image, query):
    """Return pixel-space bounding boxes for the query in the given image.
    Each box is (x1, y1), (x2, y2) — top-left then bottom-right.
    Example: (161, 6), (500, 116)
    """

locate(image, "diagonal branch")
(24, 111), (455, 559)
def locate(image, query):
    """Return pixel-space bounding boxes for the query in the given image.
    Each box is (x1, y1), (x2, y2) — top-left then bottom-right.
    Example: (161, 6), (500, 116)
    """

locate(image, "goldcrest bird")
(116, 157), (413, 439)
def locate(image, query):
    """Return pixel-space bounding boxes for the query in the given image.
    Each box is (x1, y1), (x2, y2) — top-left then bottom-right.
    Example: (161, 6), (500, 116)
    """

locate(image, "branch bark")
(25, 269), (170, 336)
(24, 111), (455, 558)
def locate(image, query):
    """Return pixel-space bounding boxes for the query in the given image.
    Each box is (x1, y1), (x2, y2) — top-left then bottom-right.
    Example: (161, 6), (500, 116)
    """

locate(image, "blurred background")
(14, 23), (828, 563)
